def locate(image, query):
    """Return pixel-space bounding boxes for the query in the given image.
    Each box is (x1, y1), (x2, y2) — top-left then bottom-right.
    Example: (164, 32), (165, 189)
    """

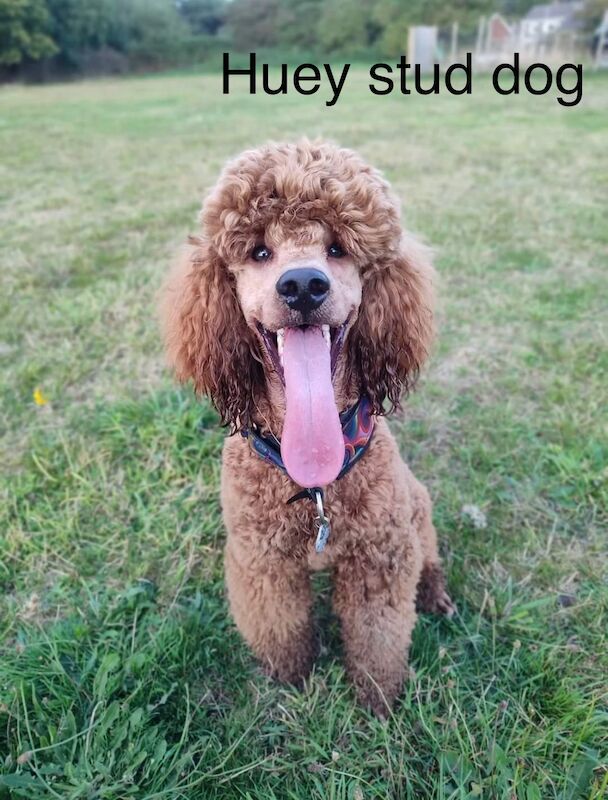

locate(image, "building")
(520, 1), (584, 46)
(487, 13), (513, 48)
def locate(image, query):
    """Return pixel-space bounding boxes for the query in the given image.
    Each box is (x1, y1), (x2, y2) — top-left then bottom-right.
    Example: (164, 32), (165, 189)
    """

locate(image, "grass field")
(1, 67), (607, 799)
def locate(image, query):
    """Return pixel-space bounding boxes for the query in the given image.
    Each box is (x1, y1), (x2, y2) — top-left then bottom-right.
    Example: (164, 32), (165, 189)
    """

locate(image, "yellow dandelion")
(33, 387), (48, 406)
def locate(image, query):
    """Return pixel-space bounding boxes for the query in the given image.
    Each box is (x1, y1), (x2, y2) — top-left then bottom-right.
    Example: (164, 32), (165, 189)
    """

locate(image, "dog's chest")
(221, 422), (407, 563)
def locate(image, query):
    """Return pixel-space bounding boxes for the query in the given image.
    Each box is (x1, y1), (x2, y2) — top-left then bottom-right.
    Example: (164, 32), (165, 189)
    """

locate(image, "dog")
(161, 140), (455, 716)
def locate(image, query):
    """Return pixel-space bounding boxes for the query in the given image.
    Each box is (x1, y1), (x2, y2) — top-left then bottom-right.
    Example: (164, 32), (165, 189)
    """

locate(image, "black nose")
(276, 268), (330, 315)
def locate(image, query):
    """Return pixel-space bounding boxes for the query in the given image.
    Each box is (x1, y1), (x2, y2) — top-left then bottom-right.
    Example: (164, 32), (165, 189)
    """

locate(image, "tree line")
(1, 0), (604, 81)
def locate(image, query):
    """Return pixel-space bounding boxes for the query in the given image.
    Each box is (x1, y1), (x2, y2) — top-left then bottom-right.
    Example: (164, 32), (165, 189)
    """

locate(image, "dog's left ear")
(350, 235), (435, 414)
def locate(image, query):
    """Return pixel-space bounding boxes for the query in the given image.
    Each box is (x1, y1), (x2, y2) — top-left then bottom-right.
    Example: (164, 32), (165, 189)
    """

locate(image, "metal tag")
(315, 519), (331, 553)
(313, 489), (331, 553)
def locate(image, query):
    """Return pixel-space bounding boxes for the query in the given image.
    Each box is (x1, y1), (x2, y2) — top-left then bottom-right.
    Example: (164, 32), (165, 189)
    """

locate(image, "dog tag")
(313, 489), (331, 553)
(315, 519), (331, 553)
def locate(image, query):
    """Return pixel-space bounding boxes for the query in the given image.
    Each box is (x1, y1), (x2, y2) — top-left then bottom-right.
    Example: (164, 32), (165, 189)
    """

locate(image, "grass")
(0, 66), (607, 799)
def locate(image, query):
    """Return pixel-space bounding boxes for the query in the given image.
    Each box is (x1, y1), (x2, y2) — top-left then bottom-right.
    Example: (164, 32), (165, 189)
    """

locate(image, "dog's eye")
(251, 245), (272, 262)
(328, 242), (345, 258)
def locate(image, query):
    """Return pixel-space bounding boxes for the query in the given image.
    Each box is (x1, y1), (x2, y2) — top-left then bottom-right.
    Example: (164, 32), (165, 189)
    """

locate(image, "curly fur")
(162, 239), (266, 430)
(161, 140), (454, 716)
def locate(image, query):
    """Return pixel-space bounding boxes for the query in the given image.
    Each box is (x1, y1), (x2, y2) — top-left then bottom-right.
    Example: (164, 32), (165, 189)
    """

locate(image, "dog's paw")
(356, 685), (393, 720)
(259, 633), (319, 686)
(416, 562), (456, 618)
(433, 589), (457, 618)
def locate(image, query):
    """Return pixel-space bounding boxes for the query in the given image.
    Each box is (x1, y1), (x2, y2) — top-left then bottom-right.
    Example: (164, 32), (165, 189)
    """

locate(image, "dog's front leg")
(224, 538), (316, 684)
(333, 545), (421, 717)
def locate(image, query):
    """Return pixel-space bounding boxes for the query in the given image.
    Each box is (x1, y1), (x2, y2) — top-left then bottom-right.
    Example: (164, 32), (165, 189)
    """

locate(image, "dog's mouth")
(255, 319), (349, 384)
(254, 318), (351, 490)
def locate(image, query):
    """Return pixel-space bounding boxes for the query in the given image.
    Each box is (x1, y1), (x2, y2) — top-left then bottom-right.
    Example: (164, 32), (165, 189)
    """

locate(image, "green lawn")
(1, 68), (607, 799)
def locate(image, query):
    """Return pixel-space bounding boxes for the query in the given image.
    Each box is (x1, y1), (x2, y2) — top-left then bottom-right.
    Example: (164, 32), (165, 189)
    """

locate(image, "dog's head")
(161, 140), (434, 486)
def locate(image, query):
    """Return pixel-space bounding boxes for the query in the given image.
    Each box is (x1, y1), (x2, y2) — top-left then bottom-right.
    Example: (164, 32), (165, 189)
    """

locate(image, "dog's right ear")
(160, 238), (264, 430)
(349, 234), (435, 414)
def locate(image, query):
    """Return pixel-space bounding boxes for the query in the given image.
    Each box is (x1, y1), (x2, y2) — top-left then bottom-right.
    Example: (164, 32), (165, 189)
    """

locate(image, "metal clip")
(313, 489), (331, 553)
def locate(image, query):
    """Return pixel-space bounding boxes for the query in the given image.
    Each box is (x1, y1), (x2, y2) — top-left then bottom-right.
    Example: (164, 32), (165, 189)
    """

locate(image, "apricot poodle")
(161, 140), (455, 716)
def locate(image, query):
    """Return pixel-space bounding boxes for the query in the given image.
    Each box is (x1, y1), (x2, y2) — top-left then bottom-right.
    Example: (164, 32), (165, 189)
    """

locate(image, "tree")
(45, 0), (115, 68)
(575, 0), (608, 34)
(178, 0), (226, 36)
(498, 0), (544, 19)
(374, 0), (494, 55)
(274, 0), (323, 51)
(317, 0), (376, 53)
(226, 0), (280, 50)
(373, 0), (409, 56)
(121, 0), (189, 67)
(0, 0), (57, 66)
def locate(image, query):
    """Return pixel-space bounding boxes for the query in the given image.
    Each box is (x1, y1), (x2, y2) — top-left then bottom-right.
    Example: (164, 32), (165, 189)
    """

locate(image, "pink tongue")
(281, 327), (345, 488)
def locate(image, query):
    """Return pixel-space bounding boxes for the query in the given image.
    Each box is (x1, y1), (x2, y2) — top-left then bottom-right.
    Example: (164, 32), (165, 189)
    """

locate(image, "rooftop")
(524, 1), (583, 21)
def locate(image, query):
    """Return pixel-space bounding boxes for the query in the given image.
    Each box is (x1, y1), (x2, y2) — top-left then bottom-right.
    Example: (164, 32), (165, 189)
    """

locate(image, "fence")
(408, 12), (606, 73)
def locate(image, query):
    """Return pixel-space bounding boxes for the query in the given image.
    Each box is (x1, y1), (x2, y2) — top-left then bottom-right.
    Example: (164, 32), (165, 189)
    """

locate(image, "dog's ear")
(160, 239), (265, 430)
(350, 235), (435, 414)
